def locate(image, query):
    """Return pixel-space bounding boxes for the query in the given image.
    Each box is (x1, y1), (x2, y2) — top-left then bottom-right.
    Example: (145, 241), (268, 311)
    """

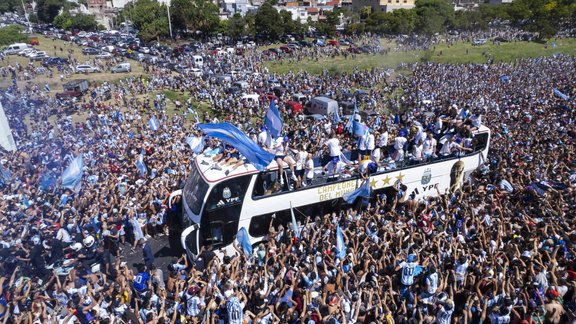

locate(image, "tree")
(255, 2), (283, 41)
(0, 0), (21, 14)
(170, 0), (219, 36)
(227, 13), (246, 40)
(36, 0), (66, 23)
(390, 9), (417, 34)
(414, 0), (455, 35)
(0, 25), (27, 47)
(55, 12), (99, 31)
(121, 0), (169, 41)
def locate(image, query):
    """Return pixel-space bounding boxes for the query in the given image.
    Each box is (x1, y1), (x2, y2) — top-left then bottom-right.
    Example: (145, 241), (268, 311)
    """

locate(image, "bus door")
(167, 190), (184, 252)
(199, 176), (252, 250)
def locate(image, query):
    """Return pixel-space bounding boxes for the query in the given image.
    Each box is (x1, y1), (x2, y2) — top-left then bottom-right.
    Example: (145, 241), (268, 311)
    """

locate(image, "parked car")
(111, 62), (131, 73)
(472, 39), (487, 46)
(56, 79), (89, 99)
(82, 47), (99, 55)
(96, 52), (113, 59)
(285, 101), (303, 115)
(30, 51), (49, 60)
(42, 57), (69, 66)
(76, 64), (100, 73)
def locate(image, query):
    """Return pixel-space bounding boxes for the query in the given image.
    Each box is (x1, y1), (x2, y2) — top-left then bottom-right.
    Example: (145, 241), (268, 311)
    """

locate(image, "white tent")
(0, 101), (16, 152)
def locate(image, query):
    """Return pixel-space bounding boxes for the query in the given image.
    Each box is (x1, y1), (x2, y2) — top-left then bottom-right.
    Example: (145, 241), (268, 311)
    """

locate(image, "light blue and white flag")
(554, 88), (570, 101)
(135, 154), (147, 176)
(198, 123), (275, 171)
(44, 83), (51, 92)
(290, 202), (300, 240)
(336, 225), (346, 260)
(61, 154), (84, 192)
(342, 177), (371, 204)
(264, 100), (283, 138)
(148, 117), (159, 131)
(236, 227), (252, 258)
(185, 136), (205, 154)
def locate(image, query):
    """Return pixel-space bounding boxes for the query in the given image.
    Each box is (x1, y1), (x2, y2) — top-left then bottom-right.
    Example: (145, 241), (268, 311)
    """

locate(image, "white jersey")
(258, 131), (271, 148)
(305, 159), (314, 179)
(425, 272), (438, 294)
(455, 261), (468, 280)
(227, 297), (244, 324)
(379, 131), (389, 147)
(423, 138), (437, 156)
(401, 262), (417, 286)
(437, 307), (453, 324)
(325, 138), (341, 157)
(394, 136), (407, 151)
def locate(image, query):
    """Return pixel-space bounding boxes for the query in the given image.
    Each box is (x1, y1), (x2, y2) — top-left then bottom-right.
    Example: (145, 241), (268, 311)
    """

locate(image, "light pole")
(166, 1), (173, 39)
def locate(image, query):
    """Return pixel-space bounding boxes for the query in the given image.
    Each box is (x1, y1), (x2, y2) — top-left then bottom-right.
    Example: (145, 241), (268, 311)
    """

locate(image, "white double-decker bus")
(168, 126), (490, 259)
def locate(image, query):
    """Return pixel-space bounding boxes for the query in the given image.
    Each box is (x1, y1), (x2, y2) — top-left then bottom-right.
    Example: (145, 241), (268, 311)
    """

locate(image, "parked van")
(216, 74), (232, 85)
(233, 81), (249, 90)
(305, 96), (339, 116)
(241, 93), (259, 103)
(111, 62), (131, 73)
(192, 55), (203, 67)
(4, 43), (30, 55)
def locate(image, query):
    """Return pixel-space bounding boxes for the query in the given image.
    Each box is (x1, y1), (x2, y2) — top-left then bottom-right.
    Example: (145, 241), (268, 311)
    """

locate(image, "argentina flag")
(44, 84), (51, 92)
(198, 123), (275, 171)
(236, 227), (253, 258)
(61, 154), (84, 192)
(336, 225), (346, 260)
(135, 154), (147, 176)
(343, 177), (371, 204)
(264, 100), (283, 138)
(148, 116), (159, 131)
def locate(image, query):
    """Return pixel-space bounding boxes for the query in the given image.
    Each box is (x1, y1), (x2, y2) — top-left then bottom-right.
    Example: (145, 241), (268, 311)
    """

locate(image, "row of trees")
(120, 0), (576, 42)
(2, 0), (575, 40)
(360, 0), (576, 38)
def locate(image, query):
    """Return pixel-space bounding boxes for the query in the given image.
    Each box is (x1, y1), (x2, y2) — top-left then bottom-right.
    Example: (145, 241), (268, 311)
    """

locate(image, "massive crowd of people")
(0, 30), (575, 324)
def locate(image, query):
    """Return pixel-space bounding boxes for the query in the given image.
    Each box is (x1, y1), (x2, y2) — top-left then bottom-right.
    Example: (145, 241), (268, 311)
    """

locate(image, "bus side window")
(474, 133), (489, 152)
(249, 213), (273, 238)
(253, 172), (278, 197)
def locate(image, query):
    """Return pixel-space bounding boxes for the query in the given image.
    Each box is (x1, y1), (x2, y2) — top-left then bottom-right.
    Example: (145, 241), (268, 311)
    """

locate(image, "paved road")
(119, 234), (182, 274)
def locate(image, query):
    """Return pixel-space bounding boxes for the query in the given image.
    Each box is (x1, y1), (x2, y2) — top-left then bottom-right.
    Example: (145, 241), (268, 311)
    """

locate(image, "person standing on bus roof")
(270, 135), (297, 188)
(325, 132), (342, 175)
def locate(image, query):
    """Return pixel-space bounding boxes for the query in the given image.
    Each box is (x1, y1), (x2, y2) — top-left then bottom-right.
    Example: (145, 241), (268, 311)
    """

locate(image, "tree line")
(2, 0), (575, 41)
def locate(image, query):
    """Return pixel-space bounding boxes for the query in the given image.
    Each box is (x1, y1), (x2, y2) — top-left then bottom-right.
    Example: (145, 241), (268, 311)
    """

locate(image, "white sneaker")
(291, 174), (298, 181)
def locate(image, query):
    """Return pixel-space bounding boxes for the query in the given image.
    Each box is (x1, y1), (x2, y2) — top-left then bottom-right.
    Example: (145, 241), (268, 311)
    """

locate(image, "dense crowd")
(0, 33), (575, 324)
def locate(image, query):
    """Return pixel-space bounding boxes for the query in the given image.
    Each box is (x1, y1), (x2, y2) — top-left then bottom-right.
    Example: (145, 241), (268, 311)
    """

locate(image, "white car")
(19, 48), (36, 56)
(76, 64), (100, 73)
(96, 52), (112, 59)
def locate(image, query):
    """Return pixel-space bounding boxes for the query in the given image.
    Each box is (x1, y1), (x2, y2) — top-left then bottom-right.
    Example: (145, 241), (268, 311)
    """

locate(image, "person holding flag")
(395, 254), (426, 300)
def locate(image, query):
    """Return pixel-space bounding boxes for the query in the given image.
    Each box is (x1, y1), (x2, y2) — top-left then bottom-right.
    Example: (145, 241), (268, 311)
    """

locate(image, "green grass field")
(265, 38), (576, 74)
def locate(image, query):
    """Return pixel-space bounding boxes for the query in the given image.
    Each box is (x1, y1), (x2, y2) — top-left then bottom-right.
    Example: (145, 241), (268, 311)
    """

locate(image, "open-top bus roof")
(195, 124), (490, 184)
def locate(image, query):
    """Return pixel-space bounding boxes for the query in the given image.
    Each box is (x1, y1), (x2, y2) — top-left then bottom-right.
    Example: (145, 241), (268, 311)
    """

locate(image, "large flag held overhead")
(336, 225), (346, 260)
(345, 99), (359, 134)
(135, 154), (147, 176)
(148, 116), (159, 131)
(554, 88), (570, 101)
(236, 227), (253, 258)
(290, 202), (300, 240)
(185, 136), (205, 154)
(264, 100), (283, 138)
(0, 101), (17, 152)
(61, 154), (84, 192)
(353, 120), (368, 137)
(198, 123), (275, 171)
(343, 177), (371, 204)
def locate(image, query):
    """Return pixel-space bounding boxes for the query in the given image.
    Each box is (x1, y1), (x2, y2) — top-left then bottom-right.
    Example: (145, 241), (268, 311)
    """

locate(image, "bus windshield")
(183, 163), (209, 216)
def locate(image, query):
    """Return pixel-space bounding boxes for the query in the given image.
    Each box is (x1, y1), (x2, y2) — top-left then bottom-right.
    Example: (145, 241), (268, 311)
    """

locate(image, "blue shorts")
(275, 155), (286, 160)
(331, 156), (340, 164)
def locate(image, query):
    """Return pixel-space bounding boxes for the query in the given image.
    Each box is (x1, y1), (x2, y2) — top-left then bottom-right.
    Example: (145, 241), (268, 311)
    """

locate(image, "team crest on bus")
(421, 168), (432, 185)
(222, 187), (231, 199)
